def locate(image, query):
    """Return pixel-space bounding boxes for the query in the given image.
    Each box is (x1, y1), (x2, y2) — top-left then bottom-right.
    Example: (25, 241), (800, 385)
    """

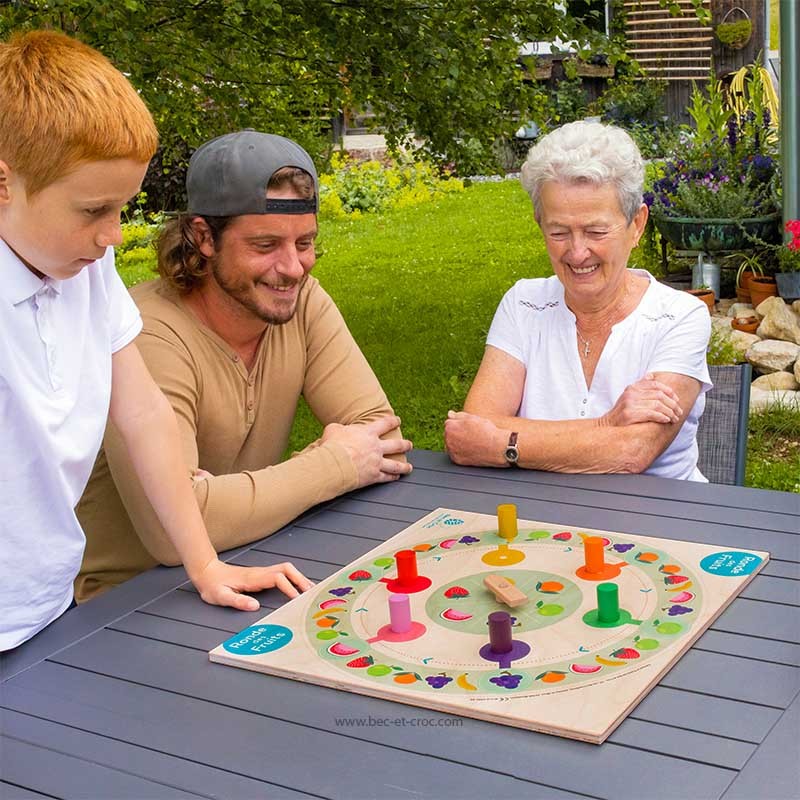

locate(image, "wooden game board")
(209, 508), (769, 743)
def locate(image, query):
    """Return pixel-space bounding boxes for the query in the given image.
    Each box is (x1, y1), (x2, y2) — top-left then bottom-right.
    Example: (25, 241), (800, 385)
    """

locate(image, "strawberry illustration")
(611, 647), (640, 659)
(348, 570), (372, 581)
(346, 656), (374, 668)
(552, 532), (572, 541)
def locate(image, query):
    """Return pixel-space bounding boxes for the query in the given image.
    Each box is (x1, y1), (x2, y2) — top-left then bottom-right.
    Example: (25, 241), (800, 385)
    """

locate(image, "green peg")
(597, 583), (620, 624)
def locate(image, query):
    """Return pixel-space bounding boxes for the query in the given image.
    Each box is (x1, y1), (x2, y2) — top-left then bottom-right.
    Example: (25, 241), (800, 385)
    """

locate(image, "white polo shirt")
(0, 240), (142, 650)
(486, 270), (712, 481)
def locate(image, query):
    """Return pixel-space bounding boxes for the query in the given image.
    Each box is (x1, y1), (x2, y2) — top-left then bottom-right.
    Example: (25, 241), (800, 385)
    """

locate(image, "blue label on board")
(222, 624), (293, 655)
(700, 551), (762, 577)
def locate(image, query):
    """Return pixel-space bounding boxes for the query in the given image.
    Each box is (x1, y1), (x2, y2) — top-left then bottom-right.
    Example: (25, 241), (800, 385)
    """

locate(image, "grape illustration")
(425, 675), (453, 689)
(459, 535), (480, 544)
(613, 543), (635, 553)
(667, 605), (693, 616)
(329, 587), (352, 597)
(489, 673), (522, 689)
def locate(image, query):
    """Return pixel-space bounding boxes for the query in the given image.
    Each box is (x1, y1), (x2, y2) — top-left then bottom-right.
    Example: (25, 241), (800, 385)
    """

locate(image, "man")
(76, 130), (412, 602)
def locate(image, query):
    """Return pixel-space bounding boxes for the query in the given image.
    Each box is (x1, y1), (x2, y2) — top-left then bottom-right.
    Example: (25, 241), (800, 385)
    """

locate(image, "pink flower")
(786, 220), (800, 250)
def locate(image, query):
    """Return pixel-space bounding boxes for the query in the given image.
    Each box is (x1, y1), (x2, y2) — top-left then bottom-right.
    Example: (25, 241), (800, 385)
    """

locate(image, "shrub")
(319, 154), (464, 217)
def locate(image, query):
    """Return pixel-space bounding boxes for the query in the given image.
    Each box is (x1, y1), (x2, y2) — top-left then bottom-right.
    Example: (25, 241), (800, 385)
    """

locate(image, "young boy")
(0, 30), (312, 651)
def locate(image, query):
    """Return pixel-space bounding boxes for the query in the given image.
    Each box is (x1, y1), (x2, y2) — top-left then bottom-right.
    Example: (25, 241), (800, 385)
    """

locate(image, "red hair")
(0, 30), (158, 194)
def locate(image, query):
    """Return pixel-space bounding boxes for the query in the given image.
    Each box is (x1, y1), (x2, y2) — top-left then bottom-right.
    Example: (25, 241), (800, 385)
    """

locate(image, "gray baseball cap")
(186, 130), (318, 216)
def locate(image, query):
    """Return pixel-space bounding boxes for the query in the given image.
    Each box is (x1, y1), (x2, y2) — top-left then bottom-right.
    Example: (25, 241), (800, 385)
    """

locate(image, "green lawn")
(118, 179), (799, 493)
(304, 180), (545, 450)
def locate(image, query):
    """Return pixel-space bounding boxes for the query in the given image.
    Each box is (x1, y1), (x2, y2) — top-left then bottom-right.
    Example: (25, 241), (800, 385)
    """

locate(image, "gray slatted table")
(2, 450), (799, 800)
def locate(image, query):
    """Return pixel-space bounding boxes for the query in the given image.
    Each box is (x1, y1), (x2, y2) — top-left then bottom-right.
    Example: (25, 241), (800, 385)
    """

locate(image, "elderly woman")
(444, 121), (711, 480)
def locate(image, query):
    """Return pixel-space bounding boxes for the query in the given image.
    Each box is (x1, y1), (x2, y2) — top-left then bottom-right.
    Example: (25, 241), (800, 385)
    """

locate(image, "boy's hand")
(192, 559), (314, 611)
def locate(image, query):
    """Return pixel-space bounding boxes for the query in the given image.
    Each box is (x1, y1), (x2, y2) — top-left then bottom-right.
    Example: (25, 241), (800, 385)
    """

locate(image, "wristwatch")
(504, 432), (520, 466)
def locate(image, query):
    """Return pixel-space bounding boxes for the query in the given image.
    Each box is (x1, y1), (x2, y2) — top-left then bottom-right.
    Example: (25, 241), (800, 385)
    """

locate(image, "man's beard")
(210, 255), (302, 325)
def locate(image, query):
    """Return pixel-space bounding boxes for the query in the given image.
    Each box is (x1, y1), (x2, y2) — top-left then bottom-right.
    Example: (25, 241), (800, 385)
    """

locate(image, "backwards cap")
(187, 130), (318, 216)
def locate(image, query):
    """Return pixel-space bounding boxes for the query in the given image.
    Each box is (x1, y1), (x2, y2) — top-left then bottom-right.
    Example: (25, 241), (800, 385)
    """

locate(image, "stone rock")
(752, 372), (799, 391)
(749, 387), (800, 414)
(755, 298), (800, 344)
(711, 315), (732, 333)
(716, 298), (734, 316)
(745, 340), (800, 374)
(793, 300), (800, 316)
(728, 330), (760, 361)
(728, 302), (755, 318)
(796, 358), (800, 384)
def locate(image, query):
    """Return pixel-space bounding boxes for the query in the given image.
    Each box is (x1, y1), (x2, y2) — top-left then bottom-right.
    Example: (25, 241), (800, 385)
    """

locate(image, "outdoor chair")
(697, 363), (752, 485)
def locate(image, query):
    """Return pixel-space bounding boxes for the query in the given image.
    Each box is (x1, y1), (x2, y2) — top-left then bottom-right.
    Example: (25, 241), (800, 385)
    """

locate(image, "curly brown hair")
(156, 167), (315, 294)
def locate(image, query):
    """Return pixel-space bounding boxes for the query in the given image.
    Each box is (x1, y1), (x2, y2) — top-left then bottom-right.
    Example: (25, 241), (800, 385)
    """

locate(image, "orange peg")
(584, 536), (605, 574)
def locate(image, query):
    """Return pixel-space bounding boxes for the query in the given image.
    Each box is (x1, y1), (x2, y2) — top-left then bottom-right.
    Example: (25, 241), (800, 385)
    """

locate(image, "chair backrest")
(696, 363), (752, 485)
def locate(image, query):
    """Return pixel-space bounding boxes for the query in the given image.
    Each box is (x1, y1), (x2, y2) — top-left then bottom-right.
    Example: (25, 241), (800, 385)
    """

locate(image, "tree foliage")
(1, 0), (619, 203)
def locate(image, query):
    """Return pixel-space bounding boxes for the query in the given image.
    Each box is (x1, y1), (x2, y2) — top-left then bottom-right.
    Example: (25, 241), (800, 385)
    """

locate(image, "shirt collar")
(0, 238), (63, 305)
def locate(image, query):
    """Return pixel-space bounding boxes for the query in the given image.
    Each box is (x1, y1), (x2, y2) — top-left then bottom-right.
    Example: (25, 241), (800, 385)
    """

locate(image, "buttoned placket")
(32, 281), (63, 392)
(231, 352), (256, 427)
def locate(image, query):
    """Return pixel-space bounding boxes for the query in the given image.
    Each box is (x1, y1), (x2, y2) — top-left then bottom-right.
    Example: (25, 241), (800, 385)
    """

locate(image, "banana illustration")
(456, 673), (478, 691)
(312, 607), (344, 619)
(595, 655), (627, 667)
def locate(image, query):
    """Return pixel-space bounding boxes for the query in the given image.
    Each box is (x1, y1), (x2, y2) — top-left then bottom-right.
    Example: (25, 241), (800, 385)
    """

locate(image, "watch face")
(504, 446), (519, 463)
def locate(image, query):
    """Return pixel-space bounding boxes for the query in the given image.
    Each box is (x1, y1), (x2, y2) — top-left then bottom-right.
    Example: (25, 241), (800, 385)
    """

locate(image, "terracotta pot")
(736, 270), (754, 303)
(686, 288), (715, 313)
(731, 315), (759, 333)
(749, 276), (778, 309)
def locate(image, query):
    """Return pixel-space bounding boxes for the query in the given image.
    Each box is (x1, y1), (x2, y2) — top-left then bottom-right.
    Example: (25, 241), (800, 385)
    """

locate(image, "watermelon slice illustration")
(570, 663), (602, 674)
(444, 586), (469, 599)
(348, 570), (372, 581)
(441, 608), (473, 622)
(552, 532), (571, 541)
(319, 598), (347, 610)
(327, 643), (360, 657)
(439, 539), (458, 550)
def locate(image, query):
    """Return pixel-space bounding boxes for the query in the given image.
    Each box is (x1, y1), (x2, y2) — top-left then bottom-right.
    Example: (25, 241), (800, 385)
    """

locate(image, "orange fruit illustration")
(636, 552), (658, 563)
(538, 581), (564, 593)
(538, 671), (566, 683)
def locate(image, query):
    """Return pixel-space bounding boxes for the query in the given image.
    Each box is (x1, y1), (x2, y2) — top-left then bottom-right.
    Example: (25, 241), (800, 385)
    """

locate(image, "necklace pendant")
(583, 341), (590, 358)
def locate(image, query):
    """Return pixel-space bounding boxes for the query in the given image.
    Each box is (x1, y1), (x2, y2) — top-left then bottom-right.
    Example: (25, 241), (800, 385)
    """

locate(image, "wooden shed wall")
(616, 0), (765, 121)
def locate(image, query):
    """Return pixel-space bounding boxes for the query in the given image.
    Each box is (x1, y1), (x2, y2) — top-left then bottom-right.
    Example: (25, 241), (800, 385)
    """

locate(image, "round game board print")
(307, 527), (700, 696)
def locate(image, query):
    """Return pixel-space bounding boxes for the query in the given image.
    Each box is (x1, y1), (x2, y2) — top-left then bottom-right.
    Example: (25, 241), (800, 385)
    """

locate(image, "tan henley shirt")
(75, 275), (398, 602)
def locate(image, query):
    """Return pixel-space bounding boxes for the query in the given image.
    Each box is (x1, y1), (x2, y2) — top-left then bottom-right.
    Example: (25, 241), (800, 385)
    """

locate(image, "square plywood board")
(210, 508), (768, 743)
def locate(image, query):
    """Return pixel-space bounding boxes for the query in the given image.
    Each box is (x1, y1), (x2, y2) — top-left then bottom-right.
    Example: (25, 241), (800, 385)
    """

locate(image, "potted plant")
(716, 8), (752, 50)
(775, 219), (800, 301)
(749, 274), (778, 307)
(647, 66), (781, 252)
(686, 286), (715, 312)
(734, 251), (765, 303)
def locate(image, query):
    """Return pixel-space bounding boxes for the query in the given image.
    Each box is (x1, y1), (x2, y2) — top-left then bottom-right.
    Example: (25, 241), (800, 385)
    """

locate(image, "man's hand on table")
(191, 558), (314, 611)
(322, 415), (414, 487)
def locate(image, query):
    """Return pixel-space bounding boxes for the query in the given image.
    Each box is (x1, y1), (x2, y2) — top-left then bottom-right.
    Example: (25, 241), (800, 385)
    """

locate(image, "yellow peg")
(497, 504), (518, 543)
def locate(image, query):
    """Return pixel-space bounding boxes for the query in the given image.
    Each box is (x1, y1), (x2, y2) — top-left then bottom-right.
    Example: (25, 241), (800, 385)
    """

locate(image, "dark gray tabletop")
(2, 450), (799, 800)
